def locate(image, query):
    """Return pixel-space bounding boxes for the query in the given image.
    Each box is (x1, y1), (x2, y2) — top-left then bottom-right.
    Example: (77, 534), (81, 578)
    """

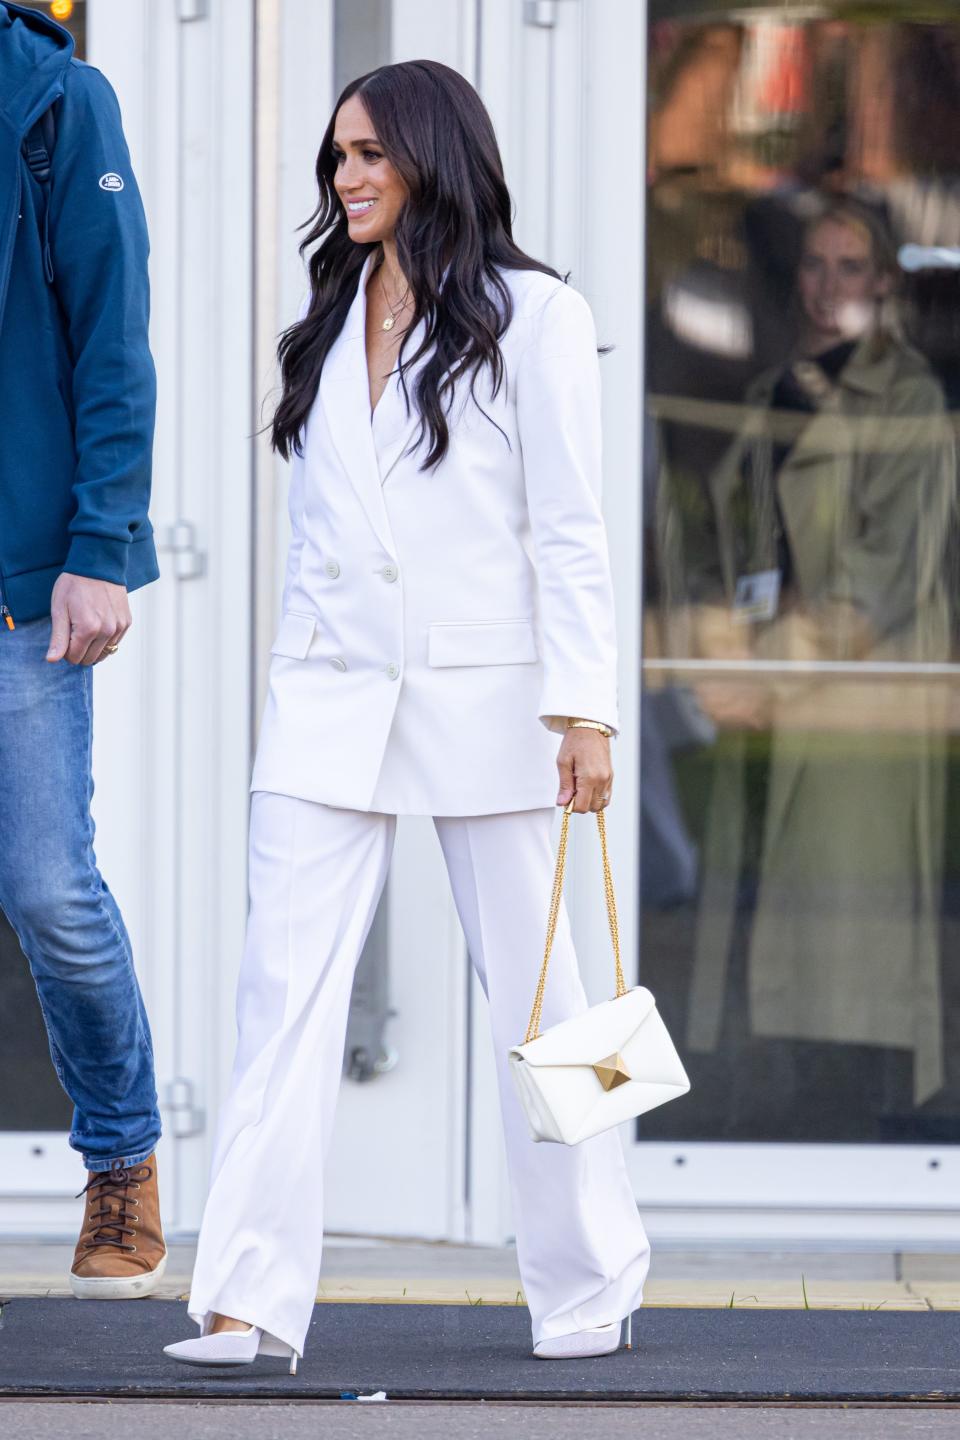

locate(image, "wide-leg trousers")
(187, 791), (650, 1357)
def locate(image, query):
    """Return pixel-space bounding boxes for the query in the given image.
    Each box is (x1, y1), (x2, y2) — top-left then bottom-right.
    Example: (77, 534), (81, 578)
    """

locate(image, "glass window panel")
(15, 1), (86, 57)
(0, 917), (72, 1130)
(3, 0), (84, 1135)
(641, 1), (960, 1145)
(334, 0), (391, 99)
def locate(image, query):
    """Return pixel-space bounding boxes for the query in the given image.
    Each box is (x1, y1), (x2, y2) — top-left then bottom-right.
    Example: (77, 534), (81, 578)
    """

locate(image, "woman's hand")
(556, 729), (613, 813)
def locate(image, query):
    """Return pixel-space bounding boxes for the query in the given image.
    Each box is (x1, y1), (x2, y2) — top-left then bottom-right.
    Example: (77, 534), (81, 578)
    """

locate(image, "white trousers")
(187, 792), (650, 1356)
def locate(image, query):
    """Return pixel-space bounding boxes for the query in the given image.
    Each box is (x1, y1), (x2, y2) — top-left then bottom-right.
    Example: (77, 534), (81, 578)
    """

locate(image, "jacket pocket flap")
(428, 619), (538, 667)
(512, 987), (659, 1068)
(270, 611), (316, 660)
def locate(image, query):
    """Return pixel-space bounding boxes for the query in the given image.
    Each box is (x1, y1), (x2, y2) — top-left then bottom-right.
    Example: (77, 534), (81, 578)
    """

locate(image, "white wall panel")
(88, 0), (256, 1234)
(391, 0), (477, 72)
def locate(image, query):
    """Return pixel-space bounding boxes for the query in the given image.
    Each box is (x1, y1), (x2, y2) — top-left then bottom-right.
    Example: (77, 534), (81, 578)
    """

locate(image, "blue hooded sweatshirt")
(0, 2), (158, 624)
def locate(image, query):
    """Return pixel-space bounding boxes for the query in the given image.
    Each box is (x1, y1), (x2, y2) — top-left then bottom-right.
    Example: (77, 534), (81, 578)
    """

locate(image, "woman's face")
(332, 95), (408, 245)
(797, 218), (890, 347)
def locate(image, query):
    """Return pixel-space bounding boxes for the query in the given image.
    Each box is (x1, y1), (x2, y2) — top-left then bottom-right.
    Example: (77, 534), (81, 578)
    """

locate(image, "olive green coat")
(687, 335), (956, 1104)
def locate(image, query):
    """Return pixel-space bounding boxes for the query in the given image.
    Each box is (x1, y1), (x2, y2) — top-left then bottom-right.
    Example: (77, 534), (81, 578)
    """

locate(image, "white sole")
(533, 1315), (633, 1360)
(70, 1249), (168, 1300)
(163, 1352), (256, 1369)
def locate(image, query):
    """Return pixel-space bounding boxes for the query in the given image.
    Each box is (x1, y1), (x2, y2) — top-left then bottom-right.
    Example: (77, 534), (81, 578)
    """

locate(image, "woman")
(687, 198), (955, 1110)
(163, 60), (649, 1371)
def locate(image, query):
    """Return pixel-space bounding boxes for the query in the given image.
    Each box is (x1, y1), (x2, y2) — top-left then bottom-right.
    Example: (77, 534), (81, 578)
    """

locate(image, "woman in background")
(691, 199), (955, 1109)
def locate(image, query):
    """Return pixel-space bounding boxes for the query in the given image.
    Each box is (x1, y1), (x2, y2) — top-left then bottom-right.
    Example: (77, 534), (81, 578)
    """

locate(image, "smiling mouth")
(347, 199), (377, 215)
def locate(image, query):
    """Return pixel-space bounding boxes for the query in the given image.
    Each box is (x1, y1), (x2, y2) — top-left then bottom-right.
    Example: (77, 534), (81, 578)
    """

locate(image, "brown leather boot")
(70, 1153), (167, 1299)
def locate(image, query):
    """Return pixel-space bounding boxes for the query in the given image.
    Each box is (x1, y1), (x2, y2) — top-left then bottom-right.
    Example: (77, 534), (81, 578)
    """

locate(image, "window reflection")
(15, 1), (86, 56)
(642, 4), (960, 1144)
(0, 0), (84, 1132)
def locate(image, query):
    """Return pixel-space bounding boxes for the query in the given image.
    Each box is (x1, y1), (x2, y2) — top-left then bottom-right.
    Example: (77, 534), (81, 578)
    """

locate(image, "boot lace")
(75, 1158), (153, 1252)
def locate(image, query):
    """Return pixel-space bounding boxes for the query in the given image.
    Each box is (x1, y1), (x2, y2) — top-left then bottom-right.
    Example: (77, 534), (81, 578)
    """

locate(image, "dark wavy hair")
(271, 59), (560, 466)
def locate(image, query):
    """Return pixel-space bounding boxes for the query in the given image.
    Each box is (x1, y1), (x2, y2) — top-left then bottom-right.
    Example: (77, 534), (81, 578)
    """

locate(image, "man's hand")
(47, 573), (131, 666)
(556, 729), (613, 813)
(695, 678), (770, 731)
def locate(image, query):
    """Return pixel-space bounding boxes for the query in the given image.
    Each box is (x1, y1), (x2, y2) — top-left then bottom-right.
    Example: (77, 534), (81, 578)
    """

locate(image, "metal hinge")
(159, 520), (206, 580)
(164, 1077), (206, 1139)
(178, 0), (209, 21)
(524, 0), (578, 27)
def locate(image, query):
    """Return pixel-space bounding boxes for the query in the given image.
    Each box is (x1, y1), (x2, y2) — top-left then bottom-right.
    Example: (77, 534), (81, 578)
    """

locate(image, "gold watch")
(566, 718), (615, 738)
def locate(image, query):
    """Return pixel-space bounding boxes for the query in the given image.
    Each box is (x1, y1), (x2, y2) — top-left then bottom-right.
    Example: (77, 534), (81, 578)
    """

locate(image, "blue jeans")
(0, 618), (161, 1171)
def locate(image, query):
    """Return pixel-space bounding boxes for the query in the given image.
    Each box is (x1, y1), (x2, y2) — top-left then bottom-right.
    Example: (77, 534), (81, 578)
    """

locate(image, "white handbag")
(508, 800), (691, 1145)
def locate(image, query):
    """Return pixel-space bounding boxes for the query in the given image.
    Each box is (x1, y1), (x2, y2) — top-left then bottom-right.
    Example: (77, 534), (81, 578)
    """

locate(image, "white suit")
(251, 255), (620, 815)
(187, 256), (649, 1359)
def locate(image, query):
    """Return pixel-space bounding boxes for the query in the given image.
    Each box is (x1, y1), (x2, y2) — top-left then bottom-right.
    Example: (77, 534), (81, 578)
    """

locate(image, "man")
(0, 2), (164, 1296)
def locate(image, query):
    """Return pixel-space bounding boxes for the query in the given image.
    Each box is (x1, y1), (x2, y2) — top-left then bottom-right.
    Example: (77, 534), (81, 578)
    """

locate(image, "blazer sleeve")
(47, 63), (157, 585)
(280, 445), (306, 613)
(832, 373), (955, 647)
(278, 293), (312, 613)
(515, 282), (620, 735)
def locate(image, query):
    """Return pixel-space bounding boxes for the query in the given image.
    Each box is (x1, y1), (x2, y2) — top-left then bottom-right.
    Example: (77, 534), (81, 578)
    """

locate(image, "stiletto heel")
(258, 1332), (299, 1371)
(622, 1311), (633, 1349)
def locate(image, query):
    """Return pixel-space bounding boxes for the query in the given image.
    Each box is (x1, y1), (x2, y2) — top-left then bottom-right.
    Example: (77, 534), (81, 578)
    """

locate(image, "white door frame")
(87, 0), (257, 1239)
(0, 0), (256, 1237)
(468, 0), (960, 1249)
(615, 0), (958, 1246)
(249, 0), (474, 1244)
(0, 0), (168, 1231)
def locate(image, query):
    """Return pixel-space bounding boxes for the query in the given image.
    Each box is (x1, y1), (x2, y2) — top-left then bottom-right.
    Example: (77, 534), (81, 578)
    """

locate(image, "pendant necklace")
(379, 264), (410, 332)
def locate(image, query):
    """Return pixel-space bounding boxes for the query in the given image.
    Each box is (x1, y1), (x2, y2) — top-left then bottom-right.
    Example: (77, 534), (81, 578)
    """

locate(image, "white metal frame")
(0, 0), (164, 1227)
(6, 0), (955, 1251)
(467, 0), (960, 1249)
(248, 0), (477, 1245)
(622, 0), (960, 1245)
(0, 0), (257, 1237)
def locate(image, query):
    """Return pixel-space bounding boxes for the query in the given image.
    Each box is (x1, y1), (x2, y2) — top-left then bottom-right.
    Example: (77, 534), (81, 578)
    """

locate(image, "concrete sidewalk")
(3, 1405), (960, 1439)
(3, 1238), (959, 1311)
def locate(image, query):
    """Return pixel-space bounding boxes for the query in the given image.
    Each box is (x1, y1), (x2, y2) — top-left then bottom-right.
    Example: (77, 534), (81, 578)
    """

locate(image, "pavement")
(1, 1404), (959, 1439)
(4, 1241), (957, 1436)
(3, 1237), (959, 1310)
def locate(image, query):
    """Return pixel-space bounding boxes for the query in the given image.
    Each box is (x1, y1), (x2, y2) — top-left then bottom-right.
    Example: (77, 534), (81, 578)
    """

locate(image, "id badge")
(732, 569), (780, 624)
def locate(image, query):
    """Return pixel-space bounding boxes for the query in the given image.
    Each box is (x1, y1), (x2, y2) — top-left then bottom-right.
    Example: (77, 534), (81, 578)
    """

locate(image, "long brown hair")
(271, 60), (560, 468)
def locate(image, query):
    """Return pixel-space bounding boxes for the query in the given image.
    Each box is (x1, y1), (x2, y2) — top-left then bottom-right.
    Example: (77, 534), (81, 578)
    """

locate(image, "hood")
(0, 2), (74, 139)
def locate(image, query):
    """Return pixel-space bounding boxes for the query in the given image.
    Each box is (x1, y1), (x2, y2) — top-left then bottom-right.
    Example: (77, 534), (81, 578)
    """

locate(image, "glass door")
(0, 0), (91, 1217)
(0, 918), (76, 1198)
(631, 0), (960, 1237)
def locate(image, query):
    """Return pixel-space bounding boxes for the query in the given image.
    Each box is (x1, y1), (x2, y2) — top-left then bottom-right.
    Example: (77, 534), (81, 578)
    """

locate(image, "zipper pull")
(1, 605), (15, 631)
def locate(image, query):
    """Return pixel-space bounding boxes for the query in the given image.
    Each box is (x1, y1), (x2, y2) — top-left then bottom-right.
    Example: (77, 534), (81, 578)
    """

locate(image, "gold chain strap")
(523, 800), (626, 1045)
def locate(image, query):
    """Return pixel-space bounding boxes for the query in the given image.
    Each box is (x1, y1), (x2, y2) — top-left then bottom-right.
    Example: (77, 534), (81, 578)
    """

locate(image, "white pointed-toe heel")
(163, 1324), (299, 1374)
(533, 1311), (636, 1360)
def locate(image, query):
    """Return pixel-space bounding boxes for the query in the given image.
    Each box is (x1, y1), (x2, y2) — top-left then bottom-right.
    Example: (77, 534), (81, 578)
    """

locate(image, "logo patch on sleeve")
(98, 173), (125, 192)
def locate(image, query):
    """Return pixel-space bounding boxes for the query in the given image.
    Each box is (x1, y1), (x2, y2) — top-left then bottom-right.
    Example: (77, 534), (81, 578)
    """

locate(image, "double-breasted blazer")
(250, 253), (620, 816)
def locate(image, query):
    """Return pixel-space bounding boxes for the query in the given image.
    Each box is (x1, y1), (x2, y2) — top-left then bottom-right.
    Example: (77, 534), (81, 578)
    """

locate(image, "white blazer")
(250, 253), (620, 816)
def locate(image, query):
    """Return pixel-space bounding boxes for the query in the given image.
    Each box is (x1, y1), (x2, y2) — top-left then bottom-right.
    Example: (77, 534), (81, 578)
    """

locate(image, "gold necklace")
(378, 264), (410, 332)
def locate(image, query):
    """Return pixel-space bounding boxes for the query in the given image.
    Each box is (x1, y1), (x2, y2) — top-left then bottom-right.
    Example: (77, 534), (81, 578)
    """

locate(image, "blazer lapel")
(318, 252), (396, 555)
(372, 317), (436, 485)
(373, 268), (461, 485)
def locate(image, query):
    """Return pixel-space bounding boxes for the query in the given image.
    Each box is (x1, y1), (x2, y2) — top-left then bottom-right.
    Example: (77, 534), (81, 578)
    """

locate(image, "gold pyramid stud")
(593, 1051), (632, 1091)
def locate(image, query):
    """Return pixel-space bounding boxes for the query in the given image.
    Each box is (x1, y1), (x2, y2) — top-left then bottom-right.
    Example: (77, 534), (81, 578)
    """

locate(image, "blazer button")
(386, 663), (400, 680)
(325, 560), (341, 579)
(380, 564), (399, 583)
(330, 657), (347, 672)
